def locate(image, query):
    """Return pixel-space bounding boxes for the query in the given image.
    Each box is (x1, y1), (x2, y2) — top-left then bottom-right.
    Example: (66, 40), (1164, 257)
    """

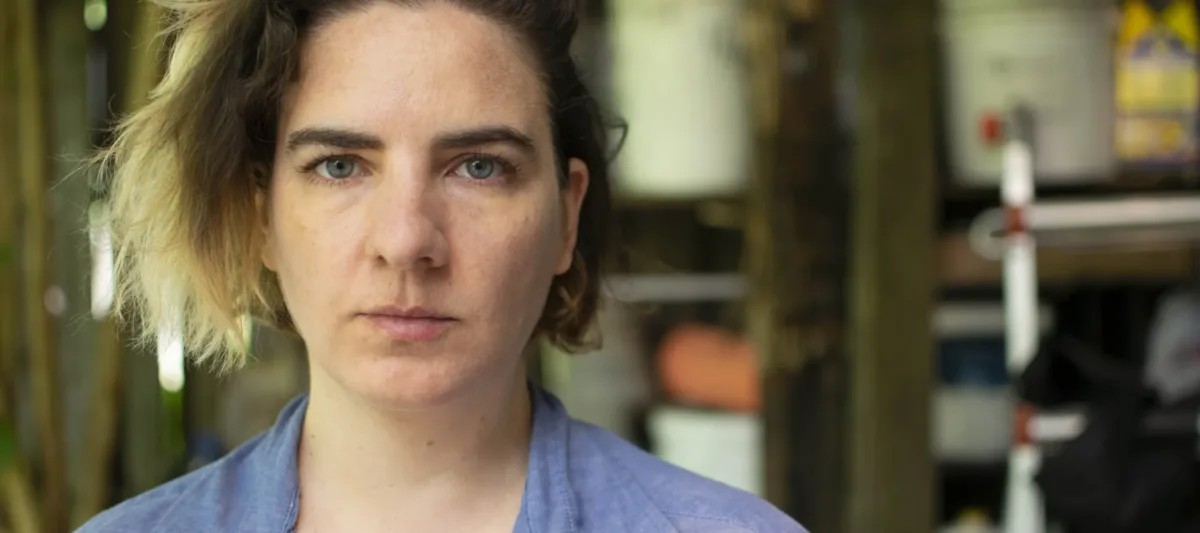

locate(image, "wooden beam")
(744, 0), (847, 531)
(846, 0), (937, 530)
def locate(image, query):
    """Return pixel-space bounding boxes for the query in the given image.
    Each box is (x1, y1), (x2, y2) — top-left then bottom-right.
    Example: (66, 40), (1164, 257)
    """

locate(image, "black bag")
(1019, 336), (1200, 533)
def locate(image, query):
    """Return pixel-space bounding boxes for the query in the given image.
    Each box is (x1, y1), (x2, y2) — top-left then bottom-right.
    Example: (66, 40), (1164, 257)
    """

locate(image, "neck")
(297, 365), (532, 531)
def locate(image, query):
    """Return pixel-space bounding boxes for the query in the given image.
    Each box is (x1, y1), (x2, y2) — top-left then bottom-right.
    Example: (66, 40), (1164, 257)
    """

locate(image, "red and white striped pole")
(998, 106), (1044, 533)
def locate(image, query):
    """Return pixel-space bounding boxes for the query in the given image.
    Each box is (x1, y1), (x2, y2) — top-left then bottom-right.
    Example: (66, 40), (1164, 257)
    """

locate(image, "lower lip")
(364, 315), (455, 342)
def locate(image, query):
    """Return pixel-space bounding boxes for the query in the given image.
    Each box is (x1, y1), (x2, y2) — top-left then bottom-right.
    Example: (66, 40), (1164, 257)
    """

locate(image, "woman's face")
(261, 2), (588, 408)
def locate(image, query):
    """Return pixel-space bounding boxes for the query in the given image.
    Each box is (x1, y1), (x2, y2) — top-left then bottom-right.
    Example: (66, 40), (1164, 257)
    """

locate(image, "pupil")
(467, 159), (493, 179)
(326, 159), (352, 179)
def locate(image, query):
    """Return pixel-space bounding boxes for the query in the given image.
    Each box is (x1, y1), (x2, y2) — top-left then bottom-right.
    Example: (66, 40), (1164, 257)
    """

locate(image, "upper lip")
(362, 306), (455, 320)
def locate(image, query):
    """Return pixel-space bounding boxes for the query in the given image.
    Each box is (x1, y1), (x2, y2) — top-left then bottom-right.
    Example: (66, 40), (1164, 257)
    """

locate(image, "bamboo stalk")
(14, 0), (67, 530)
(35, 0), (105, 526)
(0, 4), (42, 532)
(0, 390), (39, 533)
(74, 318), (122, 525)
(74, 217), (123, 525)
(0, 466), (41, 533)
(0, 1), (40, 531)
(0, 0), (20, 409)
(126, 1), (167, 105)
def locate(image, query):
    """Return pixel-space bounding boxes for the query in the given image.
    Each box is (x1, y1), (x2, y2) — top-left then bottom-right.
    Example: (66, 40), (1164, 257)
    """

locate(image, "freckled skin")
(260, 3), (588, 410)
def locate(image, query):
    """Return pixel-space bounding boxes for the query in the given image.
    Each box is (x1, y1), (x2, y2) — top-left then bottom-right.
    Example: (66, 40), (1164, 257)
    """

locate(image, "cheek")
(267, 183), (360, 311)
(458, 198), (562, 312)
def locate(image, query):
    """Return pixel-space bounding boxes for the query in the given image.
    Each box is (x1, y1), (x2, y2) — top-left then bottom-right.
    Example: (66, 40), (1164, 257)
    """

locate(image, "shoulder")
(568, 420), (808, 533)
(74, 434), (266, 533)
(76, 394), (307, 533)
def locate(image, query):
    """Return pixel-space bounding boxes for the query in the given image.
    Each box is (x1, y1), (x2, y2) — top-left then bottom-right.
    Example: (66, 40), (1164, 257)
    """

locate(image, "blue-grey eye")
(463, 158), (495, 180)
(317, 157), (357, 180)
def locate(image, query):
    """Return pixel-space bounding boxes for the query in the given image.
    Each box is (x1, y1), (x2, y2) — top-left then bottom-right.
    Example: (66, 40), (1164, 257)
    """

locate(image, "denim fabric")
(77, 387), (806, 532)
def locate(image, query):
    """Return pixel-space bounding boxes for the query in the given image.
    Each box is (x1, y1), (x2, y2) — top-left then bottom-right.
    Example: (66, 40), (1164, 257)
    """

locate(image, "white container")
(934, 386), (1014, 461)
(609, 0), (752, 199)
(941, 0), (1118, 186)
(648, 406), (763, 495)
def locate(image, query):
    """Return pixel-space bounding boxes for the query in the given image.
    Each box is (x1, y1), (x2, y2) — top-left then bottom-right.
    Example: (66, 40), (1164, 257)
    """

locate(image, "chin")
(337, 343), (515, 410)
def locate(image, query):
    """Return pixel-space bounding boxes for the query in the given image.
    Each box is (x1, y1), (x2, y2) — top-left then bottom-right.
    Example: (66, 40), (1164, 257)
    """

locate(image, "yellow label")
(1116, 0), (1200, 163)
(1118, 0), (1199, 47)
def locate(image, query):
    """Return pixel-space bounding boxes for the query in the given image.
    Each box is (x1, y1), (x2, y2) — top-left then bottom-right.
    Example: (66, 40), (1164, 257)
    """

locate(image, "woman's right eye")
(314, 157), (360, 180)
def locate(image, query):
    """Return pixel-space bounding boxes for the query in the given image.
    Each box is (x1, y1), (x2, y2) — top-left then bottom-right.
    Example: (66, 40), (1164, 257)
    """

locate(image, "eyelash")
(296, 152), (521, 186)
(457, 152), (521, 182)
(297, 154), (349, 184)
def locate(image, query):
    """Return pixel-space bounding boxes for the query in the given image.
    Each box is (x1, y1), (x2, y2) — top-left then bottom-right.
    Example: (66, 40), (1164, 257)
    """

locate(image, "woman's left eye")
(454, 157), (504, 181)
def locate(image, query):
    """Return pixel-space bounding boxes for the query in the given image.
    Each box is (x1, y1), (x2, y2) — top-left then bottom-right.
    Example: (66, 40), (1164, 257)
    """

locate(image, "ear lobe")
(556, 158), (589, 275)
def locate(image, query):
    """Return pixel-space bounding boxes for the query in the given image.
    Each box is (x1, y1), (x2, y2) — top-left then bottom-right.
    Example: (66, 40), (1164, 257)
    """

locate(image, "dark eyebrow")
(285, 127), (384, 153)
(433, 126), (536, 155)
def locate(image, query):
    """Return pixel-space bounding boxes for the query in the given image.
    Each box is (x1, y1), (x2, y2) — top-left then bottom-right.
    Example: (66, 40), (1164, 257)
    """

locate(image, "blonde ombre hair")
(94, 0), (613, 372)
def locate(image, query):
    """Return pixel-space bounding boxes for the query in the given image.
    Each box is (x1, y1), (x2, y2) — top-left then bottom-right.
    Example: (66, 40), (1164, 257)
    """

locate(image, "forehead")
(282, 2), (548, 141)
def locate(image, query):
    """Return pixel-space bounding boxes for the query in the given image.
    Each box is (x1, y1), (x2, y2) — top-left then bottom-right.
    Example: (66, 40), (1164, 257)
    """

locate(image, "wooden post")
(744, 0), (847, 531)
(845, 0), (937, 530)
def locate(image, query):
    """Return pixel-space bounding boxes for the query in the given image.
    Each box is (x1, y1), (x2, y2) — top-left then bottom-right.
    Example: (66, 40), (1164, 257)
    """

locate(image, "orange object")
(656, 323), (761, 413)
(1014, 402), (1035, 446)
(979, 110), (1004, 146)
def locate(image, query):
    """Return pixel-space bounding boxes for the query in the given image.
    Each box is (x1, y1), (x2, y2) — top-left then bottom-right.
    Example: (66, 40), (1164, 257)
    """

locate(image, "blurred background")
(4, 0), (1200, 532)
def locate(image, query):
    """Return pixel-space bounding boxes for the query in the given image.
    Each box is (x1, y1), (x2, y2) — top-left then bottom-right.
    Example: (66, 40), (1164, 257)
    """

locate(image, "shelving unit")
(985, 107), (1200, 533)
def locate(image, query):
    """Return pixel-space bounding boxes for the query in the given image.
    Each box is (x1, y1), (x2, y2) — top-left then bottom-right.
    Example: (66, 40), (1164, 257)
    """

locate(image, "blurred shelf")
(939, 458), (1008, 473)
(609, 268), (1181, 305)
(968, 193), (1200, 253)
(935, 302), (1054, 338)
(611, 193), (745, 212)
(614, 232), (1195, 293)
(940, 173), (1200, 229)
(943, 172), (1200, 202)
(606, 273), (745, 303)
(938, 231), (1196, 287)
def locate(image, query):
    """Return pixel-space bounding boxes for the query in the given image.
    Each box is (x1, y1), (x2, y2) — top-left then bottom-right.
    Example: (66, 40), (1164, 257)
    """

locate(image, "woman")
(80, 1), (805, 532)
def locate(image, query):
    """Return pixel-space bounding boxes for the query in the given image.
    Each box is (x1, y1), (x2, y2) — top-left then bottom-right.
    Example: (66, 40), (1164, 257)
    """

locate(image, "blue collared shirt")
(77, 387), (807, 532)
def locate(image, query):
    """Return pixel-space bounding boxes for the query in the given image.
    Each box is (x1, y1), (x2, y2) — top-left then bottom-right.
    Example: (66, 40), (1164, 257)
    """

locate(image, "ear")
(256, 187), (279, 272)
(555, 158), (589, 275)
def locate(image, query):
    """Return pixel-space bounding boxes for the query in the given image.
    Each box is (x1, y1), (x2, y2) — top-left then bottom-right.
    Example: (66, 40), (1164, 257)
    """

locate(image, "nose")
(364, 172), (449, 271)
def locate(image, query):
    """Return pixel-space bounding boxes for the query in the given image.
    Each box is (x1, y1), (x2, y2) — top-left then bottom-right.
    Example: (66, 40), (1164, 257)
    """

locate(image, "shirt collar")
(236, 385), (581, 533)
(239, 394), (305, 533)
(518, 385), (581, 533)
(523, 388), (679, 533)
